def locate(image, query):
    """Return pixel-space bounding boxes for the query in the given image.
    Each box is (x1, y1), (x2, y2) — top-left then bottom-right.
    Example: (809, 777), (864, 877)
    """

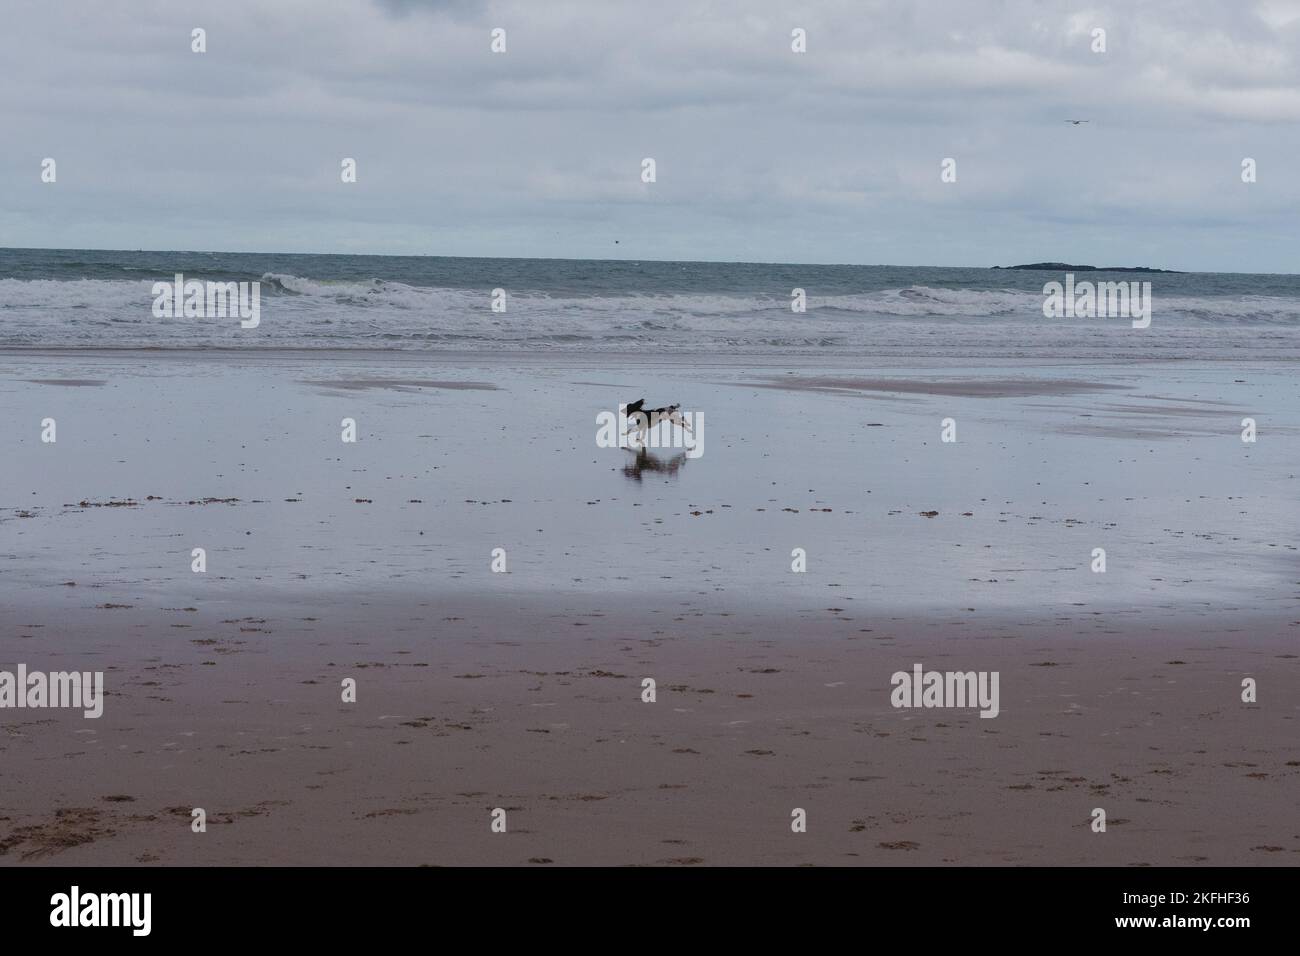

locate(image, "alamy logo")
(152, 273), (260, 328)
(1042, 273), (1151, 329)
(891, 663), (999, 718)
(0, 665), (103, 718)
(50, 886), (151, 936)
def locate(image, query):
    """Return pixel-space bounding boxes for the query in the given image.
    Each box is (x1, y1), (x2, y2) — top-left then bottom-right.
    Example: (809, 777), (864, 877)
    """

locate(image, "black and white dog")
(623, 398), (693, 445)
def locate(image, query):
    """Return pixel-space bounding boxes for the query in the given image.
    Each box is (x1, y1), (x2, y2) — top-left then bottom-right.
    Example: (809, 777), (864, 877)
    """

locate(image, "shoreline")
(4, 346), (1299, 367)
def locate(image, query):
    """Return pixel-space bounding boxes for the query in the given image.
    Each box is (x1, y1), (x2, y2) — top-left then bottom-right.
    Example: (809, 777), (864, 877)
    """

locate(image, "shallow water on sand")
(2, 352), (1294, 621)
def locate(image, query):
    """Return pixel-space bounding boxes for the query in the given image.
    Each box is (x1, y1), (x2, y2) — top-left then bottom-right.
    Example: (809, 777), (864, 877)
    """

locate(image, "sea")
(2, 247), (1299, 360)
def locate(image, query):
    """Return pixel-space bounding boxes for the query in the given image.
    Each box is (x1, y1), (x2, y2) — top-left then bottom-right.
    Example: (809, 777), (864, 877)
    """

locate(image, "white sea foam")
(2, 275), (1299, 357)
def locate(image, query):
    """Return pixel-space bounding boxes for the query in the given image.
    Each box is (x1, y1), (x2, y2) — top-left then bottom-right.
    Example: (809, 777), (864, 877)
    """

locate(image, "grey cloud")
(0, 0), (1297, 270)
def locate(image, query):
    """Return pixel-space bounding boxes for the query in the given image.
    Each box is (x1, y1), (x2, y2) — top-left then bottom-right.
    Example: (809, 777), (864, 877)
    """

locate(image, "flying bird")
(1064, 119), (1091, 125)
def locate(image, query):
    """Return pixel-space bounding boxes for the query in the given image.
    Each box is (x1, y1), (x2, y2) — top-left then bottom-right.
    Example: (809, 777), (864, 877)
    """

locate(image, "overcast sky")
(3, 0), (1299, 271)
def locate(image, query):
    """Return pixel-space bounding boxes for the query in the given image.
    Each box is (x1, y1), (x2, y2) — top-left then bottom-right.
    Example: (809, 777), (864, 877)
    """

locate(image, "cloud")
(0, 0), (1297, 270)
(374, 0), (484, 17)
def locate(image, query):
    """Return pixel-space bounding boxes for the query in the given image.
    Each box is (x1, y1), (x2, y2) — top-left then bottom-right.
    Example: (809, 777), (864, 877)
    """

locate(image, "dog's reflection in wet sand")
(622, 446), (688, 482)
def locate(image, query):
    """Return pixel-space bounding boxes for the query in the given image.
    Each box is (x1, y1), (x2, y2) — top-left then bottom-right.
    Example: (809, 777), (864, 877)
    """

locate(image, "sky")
(2, 0), (1299, 272)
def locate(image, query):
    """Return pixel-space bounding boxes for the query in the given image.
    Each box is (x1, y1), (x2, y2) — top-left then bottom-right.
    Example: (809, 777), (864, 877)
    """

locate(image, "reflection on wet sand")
(622, 446), (688, 481)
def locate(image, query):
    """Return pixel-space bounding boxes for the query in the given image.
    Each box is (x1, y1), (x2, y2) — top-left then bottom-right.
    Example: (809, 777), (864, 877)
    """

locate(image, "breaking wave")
(2, 272), (1299, 358)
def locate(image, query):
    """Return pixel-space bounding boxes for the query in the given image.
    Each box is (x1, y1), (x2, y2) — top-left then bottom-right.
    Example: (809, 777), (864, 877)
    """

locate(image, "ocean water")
(2, 247), (1299, 359)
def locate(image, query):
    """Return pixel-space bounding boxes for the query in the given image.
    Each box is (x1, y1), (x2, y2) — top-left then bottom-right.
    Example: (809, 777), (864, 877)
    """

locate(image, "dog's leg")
(624, 413), (649, 448)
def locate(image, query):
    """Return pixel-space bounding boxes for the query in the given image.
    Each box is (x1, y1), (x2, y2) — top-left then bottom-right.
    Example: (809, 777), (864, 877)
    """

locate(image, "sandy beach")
(2, 350), (1295, 865)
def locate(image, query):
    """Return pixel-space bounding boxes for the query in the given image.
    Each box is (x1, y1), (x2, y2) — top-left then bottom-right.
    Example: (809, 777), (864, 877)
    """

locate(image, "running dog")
(623, 398), (693, 446)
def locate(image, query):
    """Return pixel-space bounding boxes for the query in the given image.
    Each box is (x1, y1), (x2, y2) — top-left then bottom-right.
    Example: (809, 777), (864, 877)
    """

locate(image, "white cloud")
(0, 0), (1297, 269)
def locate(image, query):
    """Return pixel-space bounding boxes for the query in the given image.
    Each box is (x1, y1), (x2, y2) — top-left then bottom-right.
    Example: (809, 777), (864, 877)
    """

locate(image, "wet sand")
(1, 351), (1297, 865)
(0, 594), (1295, 866)
(736, 374), (1128, 398)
